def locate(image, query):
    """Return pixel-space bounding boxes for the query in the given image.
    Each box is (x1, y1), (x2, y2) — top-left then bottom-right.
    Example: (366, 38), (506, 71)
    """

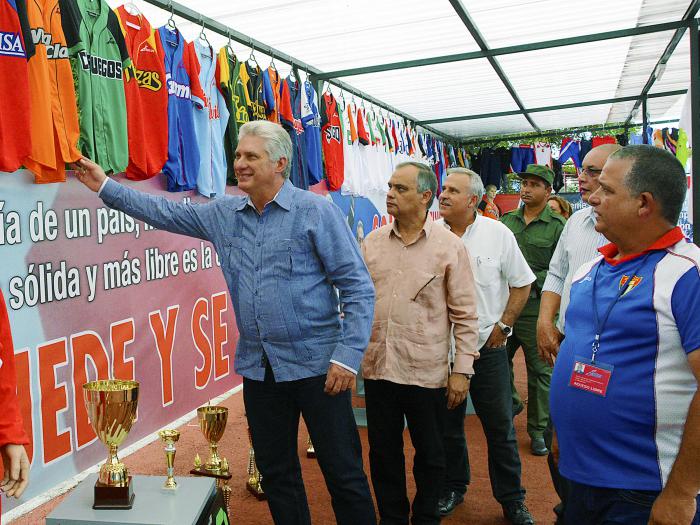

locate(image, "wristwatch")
(497, 321), (513, 337)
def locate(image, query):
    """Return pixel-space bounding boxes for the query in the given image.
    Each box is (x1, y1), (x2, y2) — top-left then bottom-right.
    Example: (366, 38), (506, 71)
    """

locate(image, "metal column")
(690, 18), (700, 245)
(642, 97), (648, 144)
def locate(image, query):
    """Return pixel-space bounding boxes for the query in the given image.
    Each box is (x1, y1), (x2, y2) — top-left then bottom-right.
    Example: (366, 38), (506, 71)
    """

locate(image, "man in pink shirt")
(362, 161), (479, 525)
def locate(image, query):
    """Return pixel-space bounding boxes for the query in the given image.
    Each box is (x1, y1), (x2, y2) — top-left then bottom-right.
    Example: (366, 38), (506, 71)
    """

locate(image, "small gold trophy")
(246, 427), (266, 500)
(306, 436), (316, 458)
(158, 429), (180, 490)
(83, 379), (139, 509)
(197, 405), (228, 472)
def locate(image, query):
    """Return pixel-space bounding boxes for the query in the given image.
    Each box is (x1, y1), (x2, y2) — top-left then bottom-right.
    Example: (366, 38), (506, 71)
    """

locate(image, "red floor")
(13, 351), (558, 524)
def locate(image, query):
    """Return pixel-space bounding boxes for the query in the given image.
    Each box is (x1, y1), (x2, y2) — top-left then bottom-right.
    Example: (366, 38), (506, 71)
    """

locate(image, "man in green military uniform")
(501, 165), (565, 457)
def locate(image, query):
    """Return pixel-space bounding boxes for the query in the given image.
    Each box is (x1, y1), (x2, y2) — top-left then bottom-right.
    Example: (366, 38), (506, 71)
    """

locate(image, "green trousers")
(506, 306), (552, 439)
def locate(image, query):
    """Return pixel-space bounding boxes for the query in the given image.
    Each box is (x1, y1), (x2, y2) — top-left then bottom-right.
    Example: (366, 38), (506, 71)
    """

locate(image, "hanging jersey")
(115, 6), (167, 181)
(534, 142), (552, 168)
(158, 26), (204, 191)
(301, 79), (322, 185)
(0, 0), (33, 173)
(193, 40), (228, 198)
(262, 66), (281, 124)
(60, 0), (130, 174)
(320, 92), (344, 191)
(23, 0), (80, 183)
(558, 138), (581, 168)
(279, 75), (307, 190)
(216, 46), (247, 185)
(239, 61), (265, 121)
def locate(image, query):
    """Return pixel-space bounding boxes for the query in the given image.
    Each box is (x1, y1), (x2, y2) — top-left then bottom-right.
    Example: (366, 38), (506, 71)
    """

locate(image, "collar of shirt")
(390, 215), (433, 244)
(598, 226), (685, 265)
(514, 203), (555, 224)
(234, 179), (293, 213)
(438, 213), (480, 241)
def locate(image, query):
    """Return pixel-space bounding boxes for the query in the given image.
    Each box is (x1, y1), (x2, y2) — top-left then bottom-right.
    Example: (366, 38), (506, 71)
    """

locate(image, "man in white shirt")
(438, 168), (536, 525)
(537, 143), (620, 524)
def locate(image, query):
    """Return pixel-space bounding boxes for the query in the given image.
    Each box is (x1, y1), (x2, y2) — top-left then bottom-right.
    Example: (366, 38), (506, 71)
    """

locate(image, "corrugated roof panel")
(432, 114), (534, 138)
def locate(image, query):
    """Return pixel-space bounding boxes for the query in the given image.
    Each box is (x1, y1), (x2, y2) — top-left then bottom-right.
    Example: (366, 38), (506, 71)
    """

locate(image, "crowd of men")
(2, 119), (697, 525)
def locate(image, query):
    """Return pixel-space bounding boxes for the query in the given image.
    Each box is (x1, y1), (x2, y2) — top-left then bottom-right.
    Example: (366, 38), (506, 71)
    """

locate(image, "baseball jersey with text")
(158, 25), (204, 192)
(60, 0), (130, 173)
(320, 92), (344, 191)
(0, 0), (33, 172)
(216, 46), (248, 185)
(239, 60), (265, 121)
(262, 65), (280, 124)
(24, 0), (81, 183)
(115, 6), (167, 181)
(193, 40), (229, 198)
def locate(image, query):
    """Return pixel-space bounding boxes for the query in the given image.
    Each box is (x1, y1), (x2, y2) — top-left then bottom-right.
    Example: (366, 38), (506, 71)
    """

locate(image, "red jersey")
(320, 92), (344, 191)
(116, 6), (168, 180)
(0, 0), (33, 172)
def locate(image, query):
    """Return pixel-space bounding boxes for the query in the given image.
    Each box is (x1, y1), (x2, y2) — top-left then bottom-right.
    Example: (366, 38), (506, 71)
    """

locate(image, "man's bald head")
(578, 143), (623, 203)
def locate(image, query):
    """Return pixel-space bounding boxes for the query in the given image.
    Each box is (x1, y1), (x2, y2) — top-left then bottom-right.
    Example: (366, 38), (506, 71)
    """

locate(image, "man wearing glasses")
(537, 143), (621, 523)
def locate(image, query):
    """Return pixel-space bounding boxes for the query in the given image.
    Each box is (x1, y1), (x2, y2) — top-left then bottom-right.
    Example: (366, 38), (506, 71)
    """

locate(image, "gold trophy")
(190, 405), (233, 514)
(306, 435), (316, 458)
(246, 427), (265, 500)
(197, 405), (228, 471)
(83, 379), (139, 509)
(158, 429), (180, 490)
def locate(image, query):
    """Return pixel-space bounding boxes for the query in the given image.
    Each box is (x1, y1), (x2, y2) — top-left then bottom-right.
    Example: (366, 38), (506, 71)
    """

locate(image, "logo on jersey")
(166, 73), (190, 99)
(127, 67), (163, 91)
(77, 51), (123, 79)
(202, 95), (220, 120)
(0, 31), (25, 57)
(31, 28), (69, 59)
(324, 126), (341, 144)
(250, 101), (266, 120)
(619, 275), (643, 296)
(291, 118), (304, 135)
(138, 42), (156, 54)
(234, 95), (249, 125)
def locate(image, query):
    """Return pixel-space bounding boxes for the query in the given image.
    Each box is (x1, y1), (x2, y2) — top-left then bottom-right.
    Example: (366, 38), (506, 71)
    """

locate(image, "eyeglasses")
(579, 167), (602, 177)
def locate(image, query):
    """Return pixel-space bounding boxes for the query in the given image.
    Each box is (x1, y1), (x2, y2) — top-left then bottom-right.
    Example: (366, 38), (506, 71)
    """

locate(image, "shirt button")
(256, 241), (261, 247)
(393, 293), (397, 298)
(254, 290), (258, 296)
(262, 337), (268, 342)
(255, 266), (260, 271)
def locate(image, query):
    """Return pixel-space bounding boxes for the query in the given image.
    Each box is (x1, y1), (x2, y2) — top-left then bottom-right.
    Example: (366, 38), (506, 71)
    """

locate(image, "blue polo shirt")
(551, 228), (700, 490)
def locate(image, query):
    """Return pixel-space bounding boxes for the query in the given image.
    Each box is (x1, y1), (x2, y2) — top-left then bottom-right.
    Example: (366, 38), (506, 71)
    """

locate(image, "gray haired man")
(73, 120), (377, 525)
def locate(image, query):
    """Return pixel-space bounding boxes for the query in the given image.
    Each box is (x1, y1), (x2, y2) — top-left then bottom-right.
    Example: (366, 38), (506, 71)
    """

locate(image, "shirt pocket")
(271, 239), (306, 278)
(472, 255), (501, 289)
(224, 236), (243, 268)
(525, 235), (556, 270)
(410, 270), (445, 309)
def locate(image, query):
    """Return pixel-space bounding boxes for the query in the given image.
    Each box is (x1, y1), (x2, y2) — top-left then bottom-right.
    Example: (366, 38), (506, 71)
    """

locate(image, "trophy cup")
(83, 379), (139, 509)
(246, 427), (266, 500)
(306, 436), (316, 459)
(197, 405), (228, 472)
(158, 429), (180, 490)
(191, 405), (233, 512)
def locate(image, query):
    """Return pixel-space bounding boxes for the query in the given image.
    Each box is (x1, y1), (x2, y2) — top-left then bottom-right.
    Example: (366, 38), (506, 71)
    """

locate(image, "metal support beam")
(316, 20), (689, 81)
(690, 19), (700, 245)
(642, 97), (649, 144)
(461, 119), (680, 146)
(141, 0), (455, 142)
(417, 89), (686, 125)
(448, 0), (540, 132)
(625, 0), (700, 126)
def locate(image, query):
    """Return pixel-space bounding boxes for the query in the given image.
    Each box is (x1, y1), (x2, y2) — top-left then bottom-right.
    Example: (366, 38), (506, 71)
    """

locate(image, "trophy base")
(246, 481), (267, 501)
(93, 477), (135, 509)
(306, 448), (316, 459)
(190, 467), (232, 481)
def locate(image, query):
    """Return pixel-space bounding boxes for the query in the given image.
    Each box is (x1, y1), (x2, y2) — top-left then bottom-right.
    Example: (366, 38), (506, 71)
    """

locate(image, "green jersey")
(60, 0), (130, 173)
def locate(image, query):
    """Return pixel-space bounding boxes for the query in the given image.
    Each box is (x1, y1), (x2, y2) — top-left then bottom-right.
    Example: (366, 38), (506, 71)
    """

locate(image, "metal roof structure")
(108, 0), (700, 239)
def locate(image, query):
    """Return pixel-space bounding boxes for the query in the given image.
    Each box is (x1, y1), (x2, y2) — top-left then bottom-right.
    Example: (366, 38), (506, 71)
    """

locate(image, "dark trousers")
(544, 420), (568, 523)
(565, 479), (700, 525)
(441, 346), (525, 503)
(365, 379), (446, 525)
(243, 366), (376, 525)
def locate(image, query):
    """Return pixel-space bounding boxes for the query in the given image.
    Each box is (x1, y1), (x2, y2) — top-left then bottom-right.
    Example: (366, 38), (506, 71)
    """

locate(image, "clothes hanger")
(269, 50), (277, 72)
(123, 0), (141, 16)
(166, 0), (177, 30)
(198, 16), (211, 48)
(247, 40), (259, 69)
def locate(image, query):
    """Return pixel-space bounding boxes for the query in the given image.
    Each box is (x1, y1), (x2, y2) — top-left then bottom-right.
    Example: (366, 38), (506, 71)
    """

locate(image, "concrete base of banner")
(46, 474), (215, 525)
(3, 385), (242, 524)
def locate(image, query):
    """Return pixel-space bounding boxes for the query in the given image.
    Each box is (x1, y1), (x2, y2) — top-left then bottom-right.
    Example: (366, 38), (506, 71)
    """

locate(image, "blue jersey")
(158, 27), (204, 192)
(193, 40), (229, 198)
(551, 228), (700, 491)
(279, 76), (308, 190)
(301, 80), (323, 185)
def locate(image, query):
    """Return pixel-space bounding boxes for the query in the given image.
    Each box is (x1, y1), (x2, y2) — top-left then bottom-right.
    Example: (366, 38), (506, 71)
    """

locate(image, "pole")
(642, 97), (649, 144)
(690, 18), (700, 244)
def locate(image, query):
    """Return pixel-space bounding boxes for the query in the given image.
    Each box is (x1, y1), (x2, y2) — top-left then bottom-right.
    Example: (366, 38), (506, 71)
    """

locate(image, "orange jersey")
(0, 0), (32, 173)
(23, 0), (81, 183)
(116, 6), (167, 180)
